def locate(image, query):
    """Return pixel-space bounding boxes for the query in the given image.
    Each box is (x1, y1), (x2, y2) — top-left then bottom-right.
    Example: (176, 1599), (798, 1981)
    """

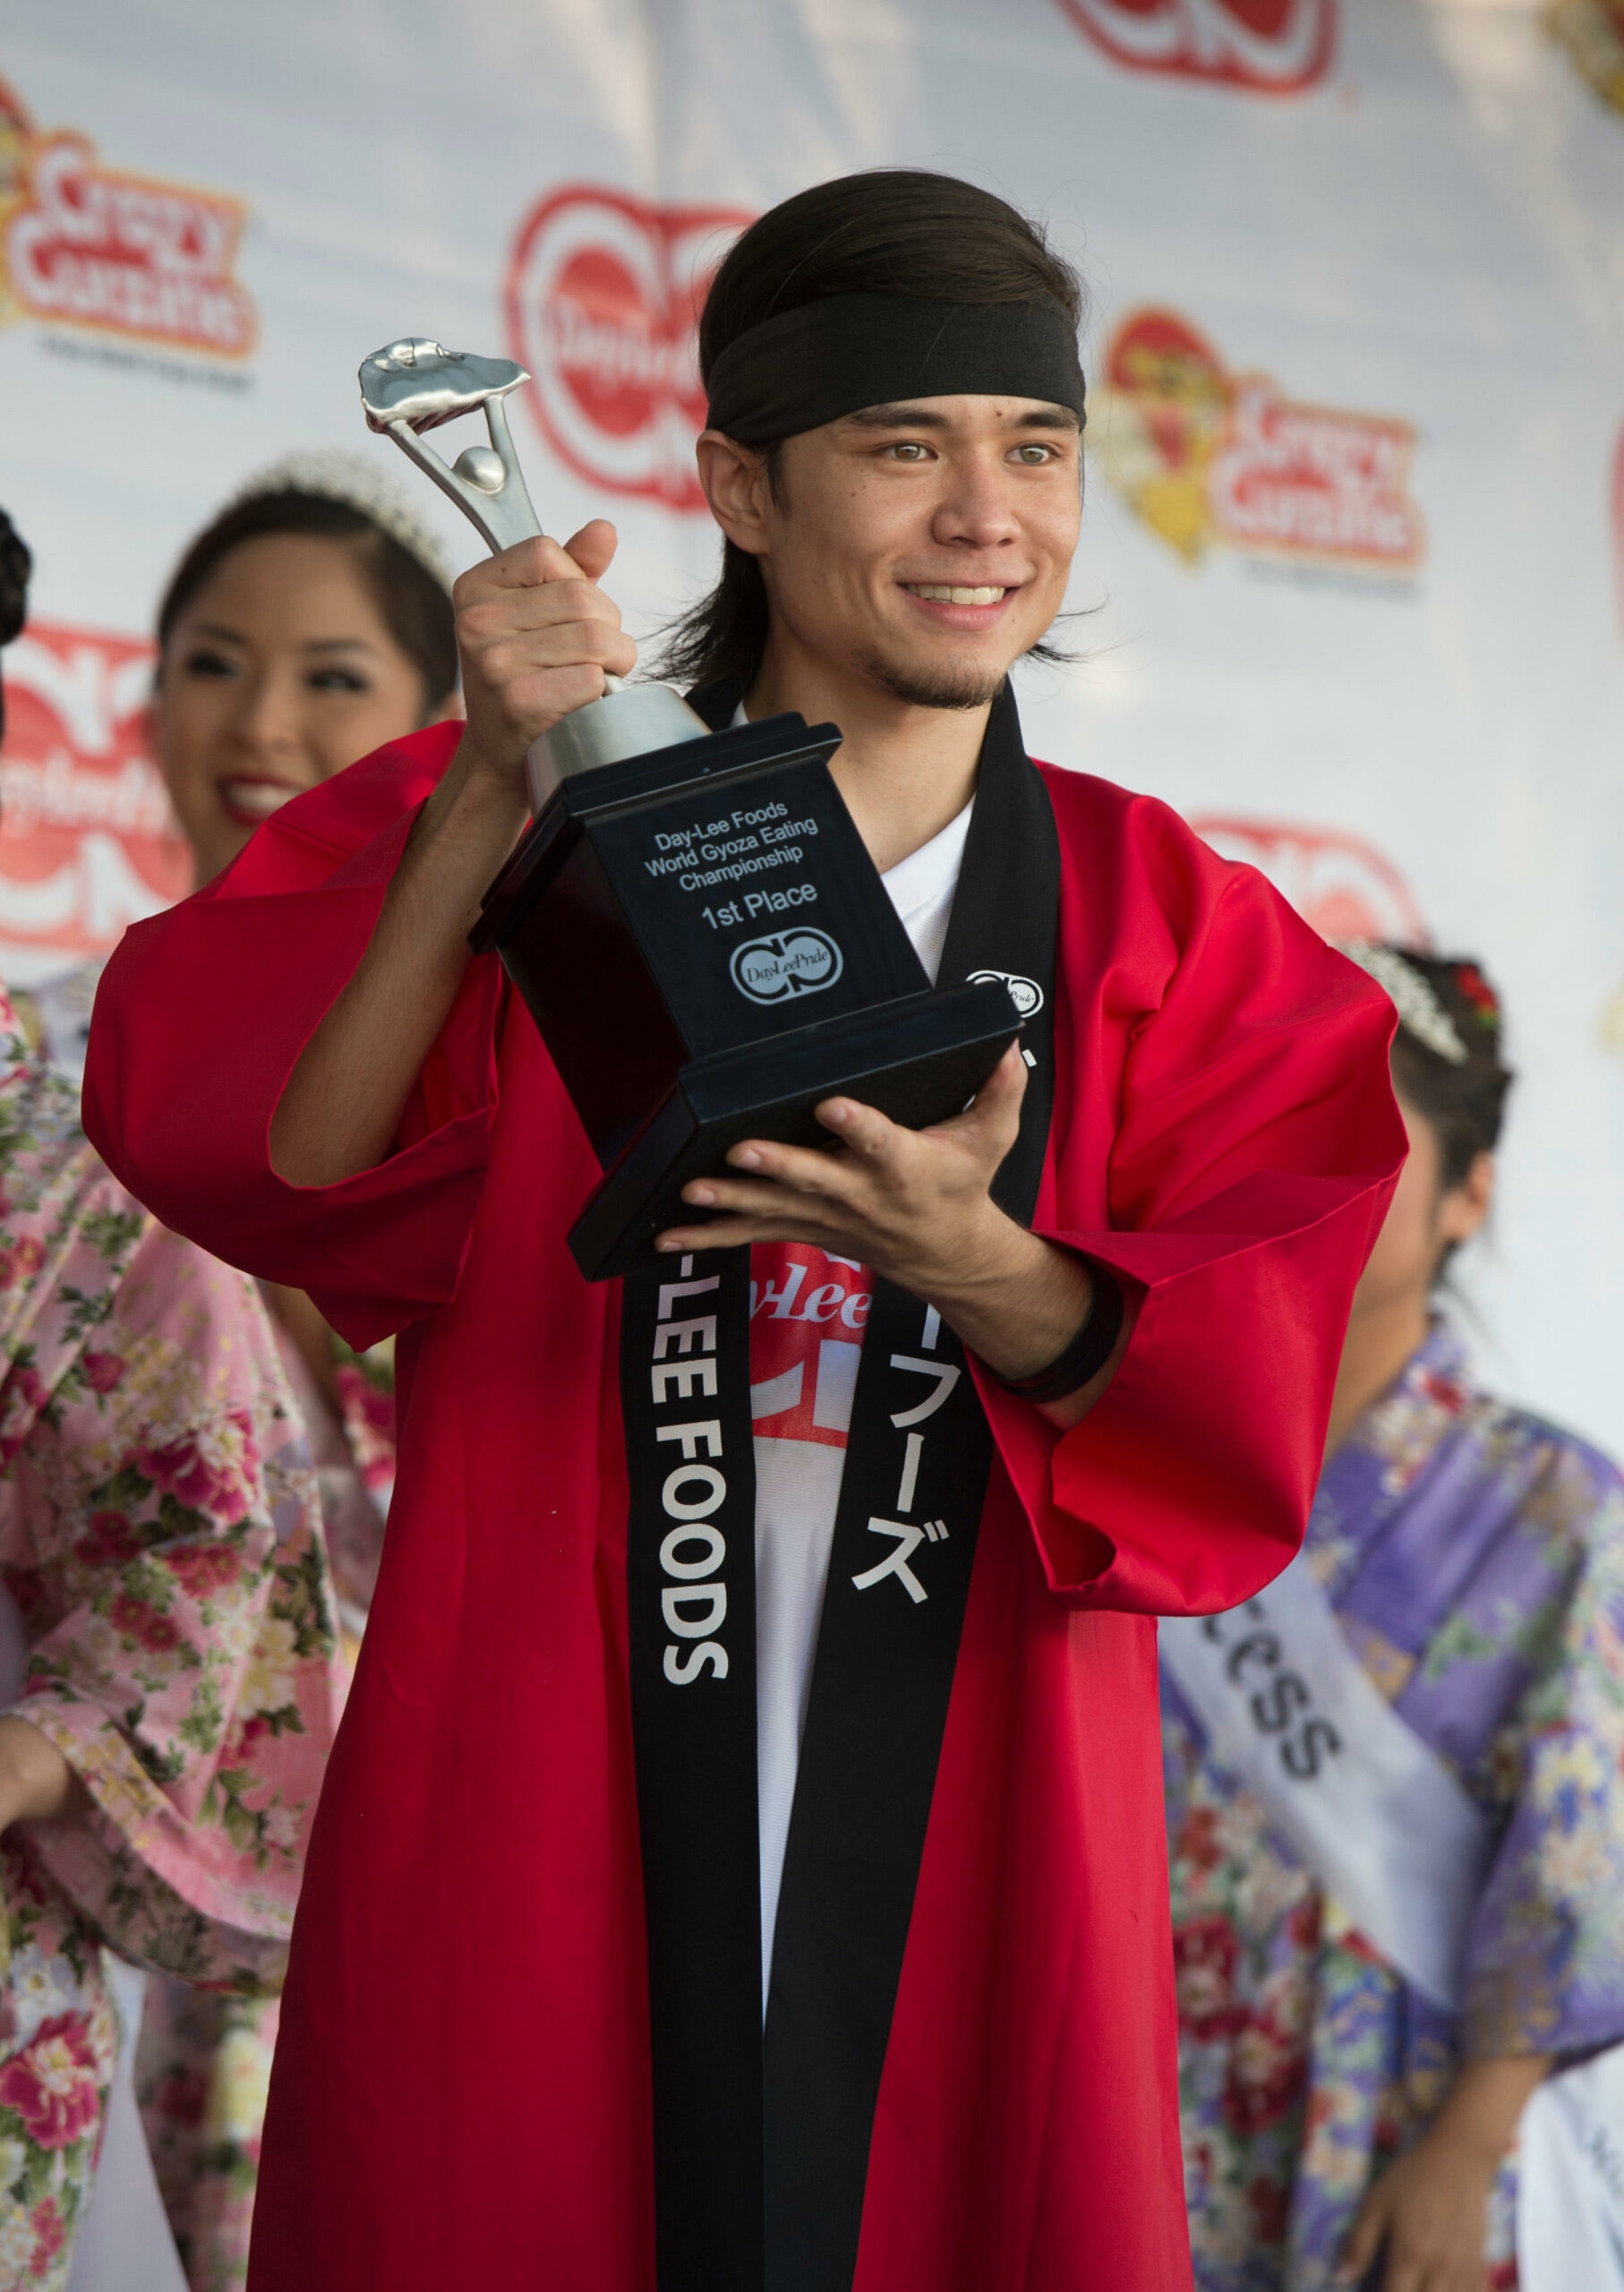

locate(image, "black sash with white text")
(621, 683), (1060, 2292)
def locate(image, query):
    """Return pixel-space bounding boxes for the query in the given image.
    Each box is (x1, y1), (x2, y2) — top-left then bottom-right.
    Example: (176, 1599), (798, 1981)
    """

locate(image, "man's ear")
(696, 432), (774, 558)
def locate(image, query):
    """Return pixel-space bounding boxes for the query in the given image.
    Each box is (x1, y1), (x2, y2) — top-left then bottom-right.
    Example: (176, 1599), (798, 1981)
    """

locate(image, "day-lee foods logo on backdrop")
(505, 187), (752, 510)
(0, 626), (189, 980)
(1192, 818), (1427, 947)
(1055, 0), (1336, 90)
(1097, 308), (1425, 576)
(0, 76), (254, 358)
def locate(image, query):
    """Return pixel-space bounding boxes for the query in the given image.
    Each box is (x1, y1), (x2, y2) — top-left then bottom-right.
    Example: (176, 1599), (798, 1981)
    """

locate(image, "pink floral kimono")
(0, 998), (345, 2290)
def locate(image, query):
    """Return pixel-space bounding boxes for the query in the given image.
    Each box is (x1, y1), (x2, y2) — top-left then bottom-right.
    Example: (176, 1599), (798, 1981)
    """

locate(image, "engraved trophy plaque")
(361, 339), (1020, 1280)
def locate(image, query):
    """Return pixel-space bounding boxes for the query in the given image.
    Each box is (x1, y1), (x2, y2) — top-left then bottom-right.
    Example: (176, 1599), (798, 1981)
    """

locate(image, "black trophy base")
(568, 979), (1020, 1280)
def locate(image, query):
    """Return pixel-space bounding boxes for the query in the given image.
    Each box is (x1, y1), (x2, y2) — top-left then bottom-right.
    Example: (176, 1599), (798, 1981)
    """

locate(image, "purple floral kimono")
(1163, 1321), (1624, 2291)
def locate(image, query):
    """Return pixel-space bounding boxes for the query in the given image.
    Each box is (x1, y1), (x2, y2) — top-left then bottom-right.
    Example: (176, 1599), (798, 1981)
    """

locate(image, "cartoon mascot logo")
(1095, 305), (1425, 577)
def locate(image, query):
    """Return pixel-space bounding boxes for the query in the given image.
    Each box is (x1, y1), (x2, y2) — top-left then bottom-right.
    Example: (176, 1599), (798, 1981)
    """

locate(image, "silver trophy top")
(361, 338), (706, 797)
(359, 338), (542, 556)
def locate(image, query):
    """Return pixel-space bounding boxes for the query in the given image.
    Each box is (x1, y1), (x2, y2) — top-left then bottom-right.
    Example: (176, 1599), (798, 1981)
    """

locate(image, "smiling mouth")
(218, 778), (300, 822)
(901, 583), (1010, 605)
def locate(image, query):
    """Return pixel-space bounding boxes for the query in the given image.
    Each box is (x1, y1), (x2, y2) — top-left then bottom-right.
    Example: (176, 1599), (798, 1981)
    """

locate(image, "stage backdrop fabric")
(2, 0), (1622, 1453)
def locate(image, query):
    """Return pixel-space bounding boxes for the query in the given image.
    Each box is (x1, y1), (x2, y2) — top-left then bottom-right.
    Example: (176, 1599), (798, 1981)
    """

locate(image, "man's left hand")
(654, 1045), (1105, 1394)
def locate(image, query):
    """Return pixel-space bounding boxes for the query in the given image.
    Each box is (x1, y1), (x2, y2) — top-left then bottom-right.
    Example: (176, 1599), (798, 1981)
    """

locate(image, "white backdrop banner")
(2, 0), (1622, 1449)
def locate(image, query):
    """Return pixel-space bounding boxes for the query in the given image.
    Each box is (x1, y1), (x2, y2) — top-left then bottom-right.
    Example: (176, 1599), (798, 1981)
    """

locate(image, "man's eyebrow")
(840, 400), (1081, 432)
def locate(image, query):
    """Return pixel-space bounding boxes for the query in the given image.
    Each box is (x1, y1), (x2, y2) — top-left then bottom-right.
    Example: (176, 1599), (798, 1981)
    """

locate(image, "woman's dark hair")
(1383, 947), (1515, 1190)
(0, 508), (30, 745)
(156, 491), (457, 714)
(659, 170), (1088, 696)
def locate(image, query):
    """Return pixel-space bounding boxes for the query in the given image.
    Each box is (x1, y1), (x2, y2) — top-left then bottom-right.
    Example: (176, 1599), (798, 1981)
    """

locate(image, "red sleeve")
(982, 784), (1405, 1619)
(81, 723), (501, 1350)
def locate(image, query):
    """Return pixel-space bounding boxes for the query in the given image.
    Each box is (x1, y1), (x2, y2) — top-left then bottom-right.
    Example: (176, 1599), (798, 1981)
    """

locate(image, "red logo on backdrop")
(1098, 306), (1425, 576)
(0, 77), (254, 359)
(1191, 817), (1427, 946)
(504, 187), (752, 510)
(0, 624), (188, 978)
(1055, 0), (1336, 91)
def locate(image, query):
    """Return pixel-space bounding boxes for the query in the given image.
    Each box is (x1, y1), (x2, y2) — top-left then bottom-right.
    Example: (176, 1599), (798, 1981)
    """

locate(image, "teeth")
(220, 780), (297, 819)
(904, 584), (1007, 605)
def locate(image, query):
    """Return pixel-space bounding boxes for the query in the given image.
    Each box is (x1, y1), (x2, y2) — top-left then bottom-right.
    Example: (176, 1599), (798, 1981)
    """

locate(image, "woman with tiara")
(1162, 946), (1624, 2292)
(115, 453), (461, 2289)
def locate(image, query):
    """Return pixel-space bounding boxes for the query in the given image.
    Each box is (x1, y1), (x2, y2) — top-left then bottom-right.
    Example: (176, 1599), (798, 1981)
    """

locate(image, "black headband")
(704, 292), (1087, 445)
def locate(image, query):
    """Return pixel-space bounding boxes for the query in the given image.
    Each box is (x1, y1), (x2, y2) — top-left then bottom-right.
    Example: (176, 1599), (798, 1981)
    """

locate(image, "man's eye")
(1013, 443), (1056, 466)
(308, 667), (370, 694)
(182, 648), (236, 680)
(886, 441), (930, 462)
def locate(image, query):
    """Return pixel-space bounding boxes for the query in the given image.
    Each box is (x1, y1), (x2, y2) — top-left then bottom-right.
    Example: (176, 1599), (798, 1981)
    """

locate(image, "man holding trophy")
(86, 172), (1403, 2292)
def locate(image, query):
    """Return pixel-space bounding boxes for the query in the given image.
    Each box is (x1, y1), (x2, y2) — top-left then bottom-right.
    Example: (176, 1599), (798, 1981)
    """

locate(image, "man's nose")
(928, 456), (1021, 550)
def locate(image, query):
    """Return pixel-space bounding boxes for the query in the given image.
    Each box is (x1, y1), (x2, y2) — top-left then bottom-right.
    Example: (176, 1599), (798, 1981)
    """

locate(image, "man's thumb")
(561, 518), (619, 581)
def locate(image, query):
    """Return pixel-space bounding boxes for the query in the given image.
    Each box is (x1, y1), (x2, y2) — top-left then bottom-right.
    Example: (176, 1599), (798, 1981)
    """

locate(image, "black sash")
(621, 684), (1060, 2292)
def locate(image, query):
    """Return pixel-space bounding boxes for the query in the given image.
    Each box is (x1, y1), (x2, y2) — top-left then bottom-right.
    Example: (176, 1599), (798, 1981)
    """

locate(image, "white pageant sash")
(1159, 1550), (1493, 2011)
(1517, 2043), (1624, 2292)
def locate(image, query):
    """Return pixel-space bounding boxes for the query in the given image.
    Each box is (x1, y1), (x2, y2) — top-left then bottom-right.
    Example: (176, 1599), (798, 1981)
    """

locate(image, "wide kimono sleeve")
(1457, 1440), (1624, 2061)
(982, 778), (1406, 1620)
(81, 722), (502, 1351)
(1, 1217), (345, 1990)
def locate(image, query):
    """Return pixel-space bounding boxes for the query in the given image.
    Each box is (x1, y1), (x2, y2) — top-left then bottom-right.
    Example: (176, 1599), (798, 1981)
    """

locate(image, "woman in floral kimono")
(0, 981), (345, 2292)
(1163, 946), (1624, 2292)
(113, 454), (459, 2288)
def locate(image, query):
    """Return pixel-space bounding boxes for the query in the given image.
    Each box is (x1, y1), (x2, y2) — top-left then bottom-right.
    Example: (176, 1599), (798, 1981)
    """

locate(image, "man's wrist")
(933, 1219), (1096, 1383)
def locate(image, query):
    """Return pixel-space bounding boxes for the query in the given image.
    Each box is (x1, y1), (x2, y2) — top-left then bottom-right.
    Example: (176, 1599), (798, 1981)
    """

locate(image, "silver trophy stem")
(382, 398), (542, 558)
(359, 338), (708, 798)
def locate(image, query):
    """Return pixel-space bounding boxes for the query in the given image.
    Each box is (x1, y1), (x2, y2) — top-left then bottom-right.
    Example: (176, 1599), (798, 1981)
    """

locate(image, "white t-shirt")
(747, 783), (972, 2004)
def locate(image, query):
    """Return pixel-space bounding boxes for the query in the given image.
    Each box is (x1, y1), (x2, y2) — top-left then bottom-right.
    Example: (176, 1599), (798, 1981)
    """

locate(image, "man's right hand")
(453, 519), (638, 792)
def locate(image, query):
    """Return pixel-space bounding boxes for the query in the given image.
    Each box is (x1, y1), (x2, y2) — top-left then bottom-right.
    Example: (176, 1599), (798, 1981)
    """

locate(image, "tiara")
(1339, 940), (1469, 1065)
(226, 448), (455, 591)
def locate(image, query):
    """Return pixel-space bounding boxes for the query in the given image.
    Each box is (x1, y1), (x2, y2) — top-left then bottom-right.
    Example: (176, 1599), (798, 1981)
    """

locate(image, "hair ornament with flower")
(1449, 962), (1500, 1030)
(1338, 941), (1470, 1066)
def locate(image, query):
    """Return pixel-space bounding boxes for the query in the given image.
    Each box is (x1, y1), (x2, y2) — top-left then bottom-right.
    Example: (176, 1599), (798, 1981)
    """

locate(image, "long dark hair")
(1383, 948), (1515, 1188)
(157, 492), (457, 714)
(658, 170), (1088, 696)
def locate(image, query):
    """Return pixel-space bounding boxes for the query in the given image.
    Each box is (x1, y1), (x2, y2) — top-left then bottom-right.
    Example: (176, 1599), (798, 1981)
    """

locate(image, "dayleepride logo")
(1096, 307), (1425, 577)
(0, 78), (254, 358)
(1055, 0), (1336, 90)
(0, 620), (190, 975)
(730, 929), (844, 1006)
(505, 185), (751, 510)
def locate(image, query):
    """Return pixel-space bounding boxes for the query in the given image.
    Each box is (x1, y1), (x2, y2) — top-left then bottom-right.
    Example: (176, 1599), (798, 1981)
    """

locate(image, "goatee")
(850, 646), (1006, 713)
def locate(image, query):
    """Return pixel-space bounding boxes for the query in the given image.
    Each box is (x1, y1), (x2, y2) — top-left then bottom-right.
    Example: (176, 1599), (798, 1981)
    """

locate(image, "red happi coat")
(83, 723), (1402, 2292)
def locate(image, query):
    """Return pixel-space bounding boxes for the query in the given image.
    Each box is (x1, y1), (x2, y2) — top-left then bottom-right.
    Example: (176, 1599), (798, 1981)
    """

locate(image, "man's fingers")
(813, 1094), (904, 1164)
(458, 579), (625, 641)
(920, 1039), (1025, 1155)
(681, 1166), (851, 1220)
(456, 535), (583, 598)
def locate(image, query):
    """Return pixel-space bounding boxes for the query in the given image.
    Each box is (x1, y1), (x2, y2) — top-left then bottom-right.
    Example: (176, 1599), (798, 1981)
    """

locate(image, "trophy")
(361, 339), (1021, 1280)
